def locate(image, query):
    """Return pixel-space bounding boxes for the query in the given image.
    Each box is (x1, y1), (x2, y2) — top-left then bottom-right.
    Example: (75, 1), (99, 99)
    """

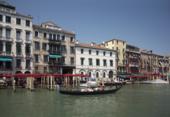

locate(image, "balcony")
(25, 53), (31, 58)
(49, 50), (62, 55)
(0, 36), (5, 41)
(25, 66), (31, 70)
(16, 38), (23, 43)
(0, 51), (12, 56)
(49, 62), (65, 66)
(5, 37), (13, 42)
(25, 38), (31, 43)
(16, 66), (22, 70)
(49, 39), (62, 43)
(16, 52), (23, 58)
(0, 36), (13, 42)
(0, 67), (13, 73)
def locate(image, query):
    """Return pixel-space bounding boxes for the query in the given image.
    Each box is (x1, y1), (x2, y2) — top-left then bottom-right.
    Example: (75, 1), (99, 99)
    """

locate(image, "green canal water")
(0, 84), (170, 117)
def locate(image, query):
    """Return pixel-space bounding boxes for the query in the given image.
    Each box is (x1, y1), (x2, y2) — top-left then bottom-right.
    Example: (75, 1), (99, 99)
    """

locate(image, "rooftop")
(104, 38), (126, 43)
(0, 1), (15, 10)
(33, 21), (75, 35)
(76, 43), (117, 52)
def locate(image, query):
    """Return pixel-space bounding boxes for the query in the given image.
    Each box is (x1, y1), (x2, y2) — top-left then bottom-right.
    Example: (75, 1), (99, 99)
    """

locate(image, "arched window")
(109, 71), (113, 78)
(103, 72), (106, 78)
(81, 72), (84, 75)
(89, 72), (91, 77)
(96, 72), (99, 78)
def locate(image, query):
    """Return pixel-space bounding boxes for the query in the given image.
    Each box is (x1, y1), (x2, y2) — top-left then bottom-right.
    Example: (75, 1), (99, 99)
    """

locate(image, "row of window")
(16, 59), (31, 69)
(34, 55), (75, 65)
(34, 42), (75, 54)
(105, 40), (125, 45)
(87, 71), (109, 78)
(0, 59), (31, 69)
(0, 14), (30, 26)
(34, 55), (48, 63)
(16, 29), (31, 40)
(80, 49), (113, 56)
(0, 42), (31, 55)
(34, 31), (74, 42)
(0, 27), (31, 40)
(80, 58), (114, 67)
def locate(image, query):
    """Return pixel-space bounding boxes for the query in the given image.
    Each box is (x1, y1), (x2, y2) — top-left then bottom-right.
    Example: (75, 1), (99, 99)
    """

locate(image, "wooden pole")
(30, 77), (34, 91)
(73, 77), (75, 87)
(47, 76), (49, 89)
(50, 76), (53, 90)
(41, 77), (43, 88)
(12, 77), (16, 91)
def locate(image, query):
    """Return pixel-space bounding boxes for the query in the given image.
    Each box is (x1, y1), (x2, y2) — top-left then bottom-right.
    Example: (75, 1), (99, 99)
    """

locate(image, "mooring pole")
(12, 77), (16, 91)
(50, 76), (53, 90)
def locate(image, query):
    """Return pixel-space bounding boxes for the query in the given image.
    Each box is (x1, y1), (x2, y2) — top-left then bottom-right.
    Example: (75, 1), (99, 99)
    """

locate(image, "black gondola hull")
(59, 86), (121, 95)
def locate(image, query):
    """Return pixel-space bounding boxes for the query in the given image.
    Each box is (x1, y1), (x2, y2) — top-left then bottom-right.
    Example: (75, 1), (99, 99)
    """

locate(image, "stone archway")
(16, 71), (22, 74)
(79, 69), (86, 75)
(25, 71), (31, 74)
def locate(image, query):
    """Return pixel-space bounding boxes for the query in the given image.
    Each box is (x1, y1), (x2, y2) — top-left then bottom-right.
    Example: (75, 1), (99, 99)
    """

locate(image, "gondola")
(59, 85), (122, 95)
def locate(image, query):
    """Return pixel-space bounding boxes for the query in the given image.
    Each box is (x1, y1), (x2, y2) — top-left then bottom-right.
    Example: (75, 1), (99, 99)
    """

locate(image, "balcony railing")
(0, 36), (13, 41)
(25, 53), (31, 57)
(49, 62), (65, 66)
(0, 68), (13, 72)
(49, 50), (62, 55)
(26, 38), (31, 43)
(0, 51), (12, 56)
(16, 38), (23, 42)
(16, 52), (22, 56)
(16, 66), (22, 69)
(25, 66), (31, 70)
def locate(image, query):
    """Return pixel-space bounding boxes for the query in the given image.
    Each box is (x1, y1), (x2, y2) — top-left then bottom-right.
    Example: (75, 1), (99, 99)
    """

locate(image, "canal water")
(0, 84), (170, 117)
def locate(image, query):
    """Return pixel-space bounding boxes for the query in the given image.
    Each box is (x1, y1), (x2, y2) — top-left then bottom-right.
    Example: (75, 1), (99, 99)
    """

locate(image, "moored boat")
(59, 84), (122, 95)
(139, 79), (169, 84)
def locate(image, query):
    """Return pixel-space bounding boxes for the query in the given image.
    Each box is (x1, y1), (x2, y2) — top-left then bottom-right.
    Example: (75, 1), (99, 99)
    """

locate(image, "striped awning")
(49, 54), (62, 58)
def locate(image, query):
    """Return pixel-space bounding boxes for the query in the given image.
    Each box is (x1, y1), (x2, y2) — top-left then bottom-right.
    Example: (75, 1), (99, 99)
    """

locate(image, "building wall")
(140, 51), (153, 73)
(61, 33), (75, 66)
(33, 27), (49, 73)
(103, 39), (126, 72)
(75, 45), (117, 80)
(0, 3), (33, 74)
(33, 22), (76, 74)
(126, 44), (140, 74)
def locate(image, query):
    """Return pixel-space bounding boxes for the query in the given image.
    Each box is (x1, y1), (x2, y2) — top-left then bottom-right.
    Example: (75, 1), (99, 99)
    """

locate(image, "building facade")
(126, 44), (140, 74)
(75, 43), (117, 80)
(33, 21), (76, 74)
(102, 39), (126, 73)
(140, 50), (153, 75)
(0, 1), (33, 74)
(157, 55), (169, 76)
(33, 24), (49, 73)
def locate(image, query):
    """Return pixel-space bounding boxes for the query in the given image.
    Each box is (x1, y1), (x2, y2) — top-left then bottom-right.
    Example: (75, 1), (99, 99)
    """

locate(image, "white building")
(0, 1), (33, 74)
(75, 43), (117, 80)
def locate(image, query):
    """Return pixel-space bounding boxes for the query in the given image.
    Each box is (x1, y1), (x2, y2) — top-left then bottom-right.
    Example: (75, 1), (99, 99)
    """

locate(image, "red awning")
(0, 73), (88, 78)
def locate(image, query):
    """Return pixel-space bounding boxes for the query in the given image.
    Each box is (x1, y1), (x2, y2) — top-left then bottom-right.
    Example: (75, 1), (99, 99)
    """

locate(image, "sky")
(7, 0), (170, 55)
